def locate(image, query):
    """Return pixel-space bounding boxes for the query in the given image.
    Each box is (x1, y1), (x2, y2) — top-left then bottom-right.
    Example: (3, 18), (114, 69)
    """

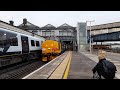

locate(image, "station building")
(17, 18), (77, 51)
(17, 18), (120, 51)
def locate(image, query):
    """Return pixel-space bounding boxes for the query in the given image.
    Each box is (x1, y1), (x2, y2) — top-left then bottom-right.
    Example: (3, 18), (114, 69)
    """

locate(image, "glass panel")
(51, 31), (54, 36)
(0, 29), (18, 47)
(59, 31), (63, 36)
(79, 39), (86, 44)
(31, 40), (35, 46)
(10, 37), (18, 46)
(63, 31), (67, 36)
(42, 31), (46, 36)
(80, 32), (86, 37)
(36, 41), (40, 46)
(46, 32), (50, 36)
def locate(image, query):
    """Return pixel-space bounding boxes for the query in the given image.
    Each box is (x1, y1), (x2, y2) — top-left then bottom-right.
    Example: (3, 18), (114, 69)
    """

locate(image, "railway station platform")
(67, 51), (96, 79)
(22, 51), (120, 79)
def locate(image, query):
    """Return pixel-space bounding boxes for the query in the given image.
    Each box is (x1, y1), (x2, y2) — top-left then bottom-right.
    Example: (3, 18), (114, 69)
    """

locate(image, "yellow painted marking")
(63, 51), (72, 79)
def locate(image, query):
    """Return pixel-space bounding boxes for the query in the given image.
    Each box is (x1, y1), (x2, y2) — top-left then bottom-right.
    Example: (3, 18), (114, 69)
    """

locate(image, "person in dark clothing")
(92, 50), (117, 79)
(75, 44), (78, 52)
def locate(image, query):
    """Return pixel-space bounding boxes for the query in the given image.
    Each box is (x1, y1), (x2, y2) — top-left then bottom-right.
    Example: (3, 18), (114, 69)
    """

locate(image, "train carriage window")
(0, 30), (18, 48)
(10, 37), (18, 46)
(0, 40), (3, 47)
(36, 41), (40, 47)
(31, 40), (35, 46)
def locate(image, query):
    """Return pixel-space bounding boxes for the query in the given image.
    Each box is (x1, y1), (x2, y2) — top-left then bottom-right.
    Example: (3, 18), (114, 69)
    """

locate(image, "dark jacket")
(92, 58), (117, 79)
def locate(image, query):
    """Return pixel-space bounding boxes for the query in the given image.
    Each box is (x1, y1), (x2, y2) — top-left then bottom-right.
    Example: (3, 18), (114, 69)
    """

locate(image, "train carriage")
(0, 20), (45, 67)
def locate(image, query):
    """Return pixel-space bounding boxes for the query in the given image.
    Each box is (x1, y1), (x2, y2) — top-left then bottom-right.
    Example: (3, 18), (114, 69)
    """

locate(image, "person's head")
(98, 50), (107, 60)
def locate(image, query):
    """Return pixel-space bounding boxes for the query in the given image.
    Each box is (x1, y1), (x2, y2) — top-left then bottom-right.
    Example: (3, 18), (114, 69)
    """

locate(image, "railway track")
(0, 60), (45, 79)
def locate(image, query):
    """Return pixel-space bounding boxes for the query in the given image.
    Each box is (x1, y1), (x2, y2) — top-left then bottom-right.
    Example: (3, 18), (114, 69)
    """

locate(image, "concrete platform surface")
(68, 51), (96, 79)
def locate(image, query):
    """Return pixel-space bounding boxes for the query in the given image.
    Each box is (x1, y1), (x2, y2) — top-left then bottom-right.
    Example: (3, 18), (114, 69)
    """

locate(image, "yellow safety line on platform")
(63, 51), (72, 79)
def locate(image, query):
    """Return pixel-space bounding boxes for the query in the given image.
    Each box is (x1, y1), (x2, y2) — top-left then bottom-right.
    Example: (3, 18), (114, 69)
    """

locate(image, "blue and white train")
(0, 20), (45, 67)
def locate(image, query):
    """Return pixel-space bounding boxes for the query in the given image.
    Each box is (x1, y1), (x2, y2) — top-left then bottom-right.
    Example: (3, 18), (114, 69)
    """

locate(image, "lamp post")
(86, 20), (95, 53)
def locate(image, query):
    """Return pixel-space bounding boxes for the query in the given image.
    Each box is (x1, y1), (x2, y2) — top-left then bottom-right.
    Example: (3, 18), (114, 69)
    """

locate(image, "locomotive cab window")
(31, 40), (35, 46)
(36, 41), (40, 47)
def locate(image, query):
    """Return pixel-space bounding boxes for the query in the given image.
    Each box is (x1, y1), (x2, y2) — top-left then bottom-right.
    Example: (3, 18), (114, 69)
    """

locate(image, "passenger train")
(0, 21), (45, 67)
(42, 36), (62, 62)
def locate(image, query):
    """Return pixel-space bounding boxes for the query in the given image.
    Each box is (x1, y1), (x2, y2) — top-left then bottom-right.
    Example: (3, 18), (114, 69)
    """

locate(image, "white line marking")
(22, 51), (67, 79)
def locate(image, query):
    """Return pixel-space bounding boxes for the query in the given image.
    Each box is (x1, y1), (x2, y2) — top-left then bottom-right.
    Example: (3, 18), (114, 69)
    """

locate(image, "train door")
(21, 35), (29, 54)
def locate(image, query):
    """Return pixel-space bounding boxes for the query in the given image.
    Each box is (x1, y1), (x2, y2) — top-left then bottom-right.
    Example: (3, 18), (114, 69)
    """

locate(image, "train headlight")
(42, 48), (46, 51)
(48, 48), (51, 50)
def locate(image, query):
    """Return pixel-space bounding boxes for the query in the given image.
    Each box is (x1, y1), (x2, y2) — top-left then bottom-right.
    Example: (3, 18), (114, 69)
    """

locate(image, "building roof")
(18, 21), (41, 30)
(18, 19), (76, 31)
(41, 24), (56, 30)
(87, 21), (120, 31)
(57, 23), (75, 29)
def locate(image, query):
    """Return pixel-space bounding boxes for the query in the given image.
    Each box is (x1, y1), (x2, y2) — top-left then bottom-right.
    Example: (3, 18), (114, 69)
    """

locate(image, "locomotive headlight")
(48, 48), (51, 50)
(42, 48), (46, 51)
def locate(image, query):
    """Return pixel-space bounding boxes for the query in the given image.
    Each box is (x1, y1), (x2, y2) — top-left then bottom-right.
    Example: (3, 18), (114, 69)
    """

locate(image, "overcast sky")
(0, 11), (120, 27)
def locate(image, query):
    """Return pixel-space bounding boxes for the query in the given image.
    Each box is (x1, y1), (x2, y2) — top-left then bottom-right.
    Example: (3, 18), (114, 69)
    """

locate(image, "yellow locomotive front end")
(42, 38), (61, 62)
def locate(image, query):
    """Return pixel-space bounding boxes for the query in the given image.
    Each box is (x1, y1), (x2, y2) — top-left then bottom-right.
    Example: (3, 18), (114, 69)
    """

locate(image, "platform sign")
(77, 22), (87, 52)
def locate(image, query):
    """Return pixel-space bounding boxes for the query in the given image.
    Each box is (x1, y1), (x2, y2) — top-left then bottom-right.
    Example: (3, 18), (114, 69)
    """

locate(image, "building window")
(111, 28), (120, 32)
(68, 31), (72, 36)
(108, 28), (113, 33)
(51, 31), (54, 36)
(42, 31), (55, 36)
(59, 31), (71, 36)
(63, 31), (67, 36)
(45, 32), (50, 36)
(59, 31), (63, 36)
(36, 41), (40, 46)
(37, 30), (40, 35)
(42, 31), (46, 36)
(31, 40), (35, 46)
